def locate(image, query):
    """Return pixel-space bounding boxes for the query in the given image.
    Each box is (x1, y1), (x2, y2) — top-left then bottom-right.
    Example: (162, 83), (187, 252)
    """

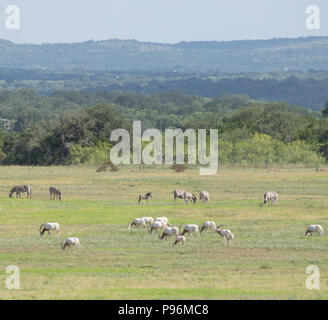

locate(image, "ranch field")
(0, 165), (327, 300)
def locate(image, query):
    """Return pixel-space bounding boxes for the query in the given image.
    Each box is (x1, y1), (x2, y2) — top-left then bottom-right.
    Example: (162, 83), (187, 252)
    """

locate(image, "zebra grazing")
(174, 190), (196, 204)
(199, 191), (209, 203)
(264, 191), (278, 205)
(9, 185), (32, 199)
(49, 187), (62, 200)
(184, 192), (197, 204)
(138, 192), (152, 203)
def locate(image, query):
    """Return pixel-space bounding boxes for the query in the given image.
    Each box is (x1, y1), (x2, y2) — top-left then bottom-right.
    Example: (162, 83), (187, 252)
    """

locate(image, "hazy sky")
(0, 0), (327, 44)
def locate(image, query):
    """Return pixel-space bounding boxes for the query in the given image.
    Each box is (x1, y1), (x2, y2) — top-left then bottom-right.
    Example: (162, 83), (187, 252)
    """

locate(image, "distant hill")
(1, 37), (328, 73)
(0, 68), (327, 110)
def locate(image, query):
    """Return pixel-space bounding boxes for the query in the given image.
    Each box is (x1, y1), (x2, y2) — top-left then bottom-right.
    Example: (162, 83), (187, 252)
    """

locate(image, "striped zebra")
(173, 189), (185, 204)
(263, 191), (278, 205)
(138, 192), (152, 203)
(199, 191), (209, 203)
(9, 185), (32, 199)
(183, 192), (197, 204)
(49, 187), (62, 200)
(174, 190), (197, 204)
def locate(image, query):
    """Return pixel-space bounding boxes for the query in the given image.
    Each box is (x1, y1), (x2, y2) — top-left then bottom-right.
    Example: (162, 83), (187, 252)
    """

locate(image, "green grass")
(0, 165), (327, 299)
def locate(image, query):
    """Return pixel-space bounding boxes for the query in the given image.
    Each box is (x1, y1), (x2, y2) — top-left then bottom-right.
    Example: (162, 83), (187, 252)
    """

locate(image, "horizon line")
(0, 35), (327, 46)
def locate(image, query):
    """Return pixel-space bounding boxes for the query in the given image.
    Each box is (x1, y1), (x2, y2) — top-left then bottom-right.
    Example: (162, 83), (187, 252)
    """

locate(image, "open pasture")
(0, 165), (327, 299)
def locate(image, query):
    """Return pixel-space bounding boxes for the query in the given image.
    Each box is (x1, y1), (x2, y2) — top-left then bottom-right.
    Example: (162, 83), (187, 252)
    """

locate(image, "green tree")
(322, 100), (328, 117)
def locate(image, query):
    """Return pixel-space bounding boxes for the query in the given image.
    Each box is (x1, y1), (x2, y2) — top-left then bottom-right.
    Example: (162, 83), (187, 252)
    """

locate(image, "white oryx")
(200, 221), (216, 233)
(264, 191), (278, 205)
(154, 217), (169, 225)
(199, 191), (209, 203)
(141, 217), (154, 226)
(215, 225), (234, 246)
(160, 226), (180, 240)
(173, 235), (186, 246)
(39, 222), (61, 236)
(128, 218), (147, 230)
(181, 224), (200, 237)
(305, 224), (324, 238)
(149, 220), (168, 234)
(61, 237), (81, 251)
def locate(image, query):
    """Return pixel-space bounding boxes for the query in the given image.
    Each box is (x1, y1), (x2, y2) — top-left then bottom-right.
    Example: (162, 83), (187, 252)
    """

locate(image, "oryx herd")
(129, 189), (325, 248)
(7, 184), (325, 252)
(128, 216), (235, 247)
(38, 221), (80, 251)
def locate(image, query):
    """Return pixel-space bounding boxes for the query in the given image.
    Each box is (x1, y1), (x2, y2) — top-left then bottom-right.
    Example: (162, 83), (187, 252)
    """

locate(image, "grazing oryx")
(9, 185), (32, 199)
(128, 218), (147, 230)
(138, 192), (152, 203)
(149, 220), (167, 234)
(141, 217), (154, 226)
(305, 225), (324, 238)
(199, 191), (209, 203)
(184, 192), (197, 204)
(173, 235), (186, 246)
(181, 224), (200, 237)
(215, 225), (234, 246)
(49, 187), (62, 200)
(61, 237), (80, 251)
(173, 189), (185, 204)
(160, 226), (180, 240)
(39, 223), (61, 236)
(154, 217), (169, 226)
(263, 191), (278, 205)
(200, 221), (216, 233)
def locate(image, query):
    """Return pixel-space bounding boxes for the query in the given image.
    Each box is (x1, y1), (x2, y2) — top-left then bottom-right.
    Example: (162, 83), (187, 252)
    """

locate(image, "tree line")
(0, 90), (327, 167)
(1, 69), (328, 109)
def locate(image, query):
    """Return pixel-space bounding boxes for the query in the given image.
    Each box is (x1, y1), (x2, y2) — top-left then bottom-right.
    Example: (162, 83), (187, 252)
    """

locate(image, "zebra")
(173, 189), (185, 204)
(199, 191), (209, 203)
(49, 187), (62, 200)
(9, 185), (32, 199)
(263, 191), (278, 205)
(138, 192), (152, 203)
(183, 192), (197, 204)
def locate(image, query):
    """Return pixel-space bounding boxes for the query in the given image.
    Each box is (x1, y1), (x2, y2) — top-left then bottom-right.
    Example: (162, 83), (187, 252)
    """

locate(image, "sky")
(0, 0), (327, 44)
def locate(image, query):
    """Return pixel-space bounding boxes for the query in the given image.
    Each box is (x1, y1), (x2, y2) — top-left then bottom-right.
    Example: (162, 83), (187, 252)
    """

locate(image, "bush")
(69, 144), (108, 165)
(218, 132), (324, 167)
(172, 164), (186, 172)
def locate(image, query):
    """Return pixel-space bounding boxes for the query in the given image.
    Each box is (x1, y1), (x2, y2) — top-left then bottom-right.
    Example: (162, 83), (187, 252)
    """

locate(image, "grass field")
(0, 165), (327, 300)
